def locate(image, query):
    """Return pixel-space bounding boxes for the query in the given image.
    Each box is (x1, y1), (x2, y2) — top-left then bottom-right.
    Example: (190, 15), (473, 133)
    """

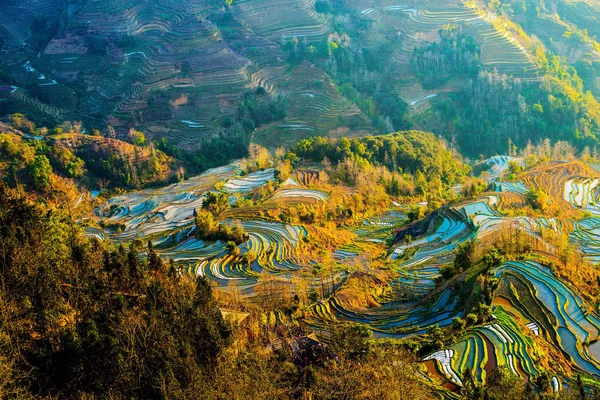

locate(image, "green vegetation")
(194, 192), (249, 244)
(412, 26), (480, 88)
(155, 134), (249, 176)
(49, 146), (86, 178)
(0, 115), (179, 191)
(329, 323), (372, 360)
(462, 366), (536, 400)
(439, 240), (478, 280)
(235, 88), (287, 133)
(417, 0), (600, 157)
(28, 154), (52, 189)
(430, 62), (600, 156)
(525, 189), (550, 212)
(195, 210), (248, 245)
(295, 131), (469, 197)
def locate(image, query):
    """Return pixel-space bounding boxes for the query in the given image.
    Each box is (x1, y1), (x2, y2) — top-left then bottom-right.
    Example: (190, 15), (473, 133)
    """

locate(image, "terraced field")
(223, 168), (275, 193)
(442, 318), (539, 384)
(306, 285), (462, 337)
(391, 195), (561, 269)
(270, 187), (329, 203)
(252, 62), (369, 146)
(40, 0), (255, 146)
(0, 0), (553, 150)
(564, 178), (600, 212)
(308, 200), (496, 333)
(353, 210), (407, 243)
(463, 1), (539, 78)
(88, 162), (330, 298)
(391, 208), (470, 266)
(345, 0), (540, 113)
(1, 87), (65, 123)
(0, 0), (373, 148)
(194, 220), (308, 283)
(233, 0), (330, 41)
(0, 0), (62, 50)
(473, 155), (516, 180)
(87, 154), (600, 392)
(571, 218), (600, 263)
(310, 161), (588, 340)
(427, 258), (600, 388)
(493, 181), (529, 195)
(522, 161), (600, 205)
(93, 164), (238, 241)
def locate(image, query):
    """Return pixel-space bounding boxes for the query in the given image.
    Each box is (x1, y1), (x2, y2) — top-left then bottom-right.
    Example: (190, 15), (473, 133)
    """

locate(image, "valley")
(3, 0), (600, 397)
(78, 140), (600, 396)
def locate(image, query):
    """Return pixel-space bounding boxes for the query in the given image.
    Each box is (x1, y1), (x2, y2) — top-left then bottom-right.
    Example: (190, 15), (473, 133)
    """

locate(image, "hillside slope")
(1, 0), (600, 157)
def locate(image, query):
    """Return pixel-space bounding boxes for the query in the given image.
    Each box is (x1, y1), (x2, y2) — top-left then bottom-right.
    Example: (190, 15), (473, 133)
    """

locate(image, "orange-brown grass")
(245, 183), (389, 229)
(299, 225), (356, 258)
(4, 167), (91, 216)
(49, 133), (179, 189)
(333, 271), (393, 309)
(520, 160), (600, 217)
(422, 360), (458, 392)
(294, 170), (329, 187)
(263, 189), (325, 206)
(48, 174), (94, 216)
(51, 133), (168, 162)
(492, 191), (527, 210)
(223, 181), (386, 228)
(221, 203), (280, 220)
(474, 221), (550, 256)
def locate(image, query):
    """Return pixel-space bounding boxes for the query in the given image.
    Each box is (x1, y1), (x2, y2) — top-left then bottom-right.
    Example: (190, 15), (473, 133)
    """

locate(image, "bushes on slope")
(0, 183), (231, 398)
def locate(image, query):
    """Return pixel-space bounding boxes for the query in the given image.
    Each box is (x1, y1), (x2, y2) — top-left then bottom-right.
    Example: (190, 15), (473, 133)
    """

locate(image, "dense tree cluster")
(411, 26), (481, 88)
(294, 131), (469, 196)
(1, 128), (55, 191)
(235, 88), (287, 133)
(0, 115), (179, 191)
(156, 133), (250, 176)
(58, 134), (175, 188)
(428, 60), (600, 156)
(195, 192), (248, 244)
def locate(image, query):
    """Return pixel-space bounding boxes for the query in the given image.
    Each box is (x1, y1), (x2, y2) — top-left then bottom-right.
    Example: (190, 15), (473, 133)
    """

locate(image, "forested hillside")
(2, 0), (600, 156)
(0, 114), (182, 197)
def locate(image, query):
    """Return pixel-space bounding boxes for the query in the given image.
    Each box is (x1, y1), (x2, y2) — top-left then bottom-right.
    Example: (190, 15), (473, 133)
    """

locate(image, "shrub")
(407, 205), (426, 222)
(202, 191), (230, 216)
(330, 323), (373, 360)
(195, 210), (217, 238)
(195, 210), (248, 244)
(226, 241), (240, 256)
(465, 313), (478, 325)
(452, 317), (466, 331)
(526, 189), (550, 212)
(29, 155), (52, 189)
(453, 240), (476, 272)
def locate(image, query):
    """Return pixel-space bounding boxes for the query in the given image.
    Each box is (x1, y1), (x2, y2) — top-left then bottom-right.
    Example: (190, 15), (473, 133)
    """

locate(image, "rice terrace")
(5, 0), (600, 398)
(84, 146), (600, 396)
